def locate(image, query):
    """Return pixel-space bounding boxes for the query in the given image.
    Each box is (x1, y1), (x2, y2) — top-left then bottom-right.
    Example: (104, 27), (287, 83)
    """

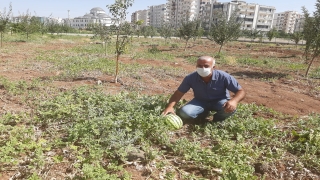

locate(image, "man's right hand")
(161, 107), (175, 116)
(161, 90), (185, 116)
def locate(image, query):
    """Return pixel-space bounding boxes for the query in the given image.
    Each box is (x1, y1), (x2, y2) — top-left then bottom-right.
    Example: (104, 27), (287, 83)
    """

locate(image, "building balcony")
(244, 21), (253, 25)
(256, 22), (271, 25)
(244, 8), (255, 12)
(245, 15), (254, 18)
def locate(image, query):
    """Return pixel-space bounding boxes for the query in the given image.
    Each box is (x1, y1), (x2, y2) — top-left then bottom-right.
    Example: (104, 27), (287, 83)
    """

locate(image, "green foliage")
(140, 26), (157, 38)
(236, 57), (306, 72)
(148, 44), (161, 54)
(276, 30), (290, 39)
(158, 23), (174, 43)
(133, 20), (144, 37)
(90, 22), (113, 55)
(132, 51), (176, 63)
(207, 11), (242, 53)
(302, 1), (320, 76)
(177, 19), (201, 51)
(17, 11), (41, 40)
(310, 66), (320, 78)
(171, 43), (178, 48)
(290, 32), (303, 46)
(266, 28), (278, 41)
(243, 29), (261, 42)
(1, 82), (320, 179)
(0, 3), (12, 47)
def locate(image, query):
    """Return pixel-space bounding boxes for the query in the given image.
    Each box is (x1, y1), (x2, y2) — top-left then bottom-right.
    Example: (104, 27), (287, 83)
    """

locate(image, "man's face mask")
(196, 67), (212, 77)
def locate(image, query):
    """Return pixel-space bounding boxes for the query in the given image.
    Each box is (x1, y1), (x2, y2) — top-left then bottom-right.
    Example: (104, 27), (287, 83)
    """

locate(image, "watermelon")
(165, 114), (183, 130)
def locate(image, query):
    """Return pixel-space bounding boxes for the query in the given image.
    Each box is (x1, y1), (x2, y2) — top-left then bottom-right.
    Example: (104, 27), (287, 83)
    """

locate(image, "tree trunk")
(305, 53), (317, 77)
(218, 43), (223, 53)
(184, 39), (189, 51)
(105, 42), (107, 56)
(304, 49), (310, 64)
(0, 32), (2, 48)
(115, 53), (120, 83)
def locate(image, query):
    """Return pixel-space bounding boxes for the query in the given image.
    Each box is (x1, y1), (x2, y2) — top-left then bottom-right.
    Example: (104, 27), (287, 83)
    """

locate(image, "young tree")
(196, 26), (204, 40)
(207, 11), (242, 53)
(134, 20), (143, 37)
(247, 29), (261, 42)
(266, 28), (277, 42)
(91, 23), (112, 56)
(302, 1), (320, 76)
(0, 3), (12, 47)
(38, 19), (49, 36)
(141, 25), (150, 38)
(107, 0), (134, 83)
(19, 11), (40, 39)
(47, 19), (60, 35)
(177, 19), (201, 51)
(158, 23), (173, 43)
(290, 32), (303, 48)
(149, 26), (157, 38)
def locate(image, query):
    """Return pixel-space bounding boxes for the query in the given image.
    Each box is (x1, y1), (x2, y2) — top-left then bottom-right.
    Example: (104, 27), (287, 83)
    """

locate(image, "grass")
(311, 66), (320, 79)
(0, 87), (319, 179)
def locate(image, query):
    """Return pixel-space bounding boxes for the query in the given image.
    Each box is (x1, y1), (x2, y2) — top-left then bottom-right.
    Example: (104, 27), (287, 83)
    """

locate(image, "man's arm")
(162, 90), (185, 115)
(223, 88), (246, 113)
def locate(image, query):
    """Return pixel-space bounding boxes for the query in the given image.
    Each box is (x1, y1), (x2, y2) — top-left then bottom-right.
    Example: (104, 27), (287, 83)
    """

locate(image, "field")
(0, 34), (319, 179)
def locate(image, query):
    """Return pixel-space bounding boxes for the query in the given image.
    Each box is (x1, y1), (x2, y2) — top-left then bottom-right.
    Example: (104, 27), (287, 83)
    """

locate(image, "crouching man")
(162, 56), (245, 123)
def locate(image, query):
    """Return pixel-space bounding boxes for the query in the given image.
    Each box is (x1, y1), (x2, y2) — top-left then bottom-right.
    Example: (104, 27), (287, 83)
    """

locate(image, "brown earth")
(2, 40), (319, 116)
(0, 38), (320, 179)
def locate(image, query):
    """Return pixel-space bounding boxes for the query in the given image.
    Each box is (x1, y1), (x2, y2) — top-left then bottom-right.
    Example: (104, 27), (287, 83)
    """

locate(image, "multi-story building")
(167, 0), (211, 28)
(201, 1), (238, 29)
(273, 11), (302, 33)
(131, 9), (149, 26)
(70, 7), (113, 29)
(294, 17), (305, 32)
(202, 0), (275, 32)
(149, 4), (169, 28)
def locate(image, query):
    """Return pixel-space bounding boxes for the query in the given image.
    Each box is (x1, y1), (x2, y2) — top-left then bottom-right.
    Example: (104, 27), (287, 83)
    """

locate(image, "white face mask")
(196, 67), (212, 77)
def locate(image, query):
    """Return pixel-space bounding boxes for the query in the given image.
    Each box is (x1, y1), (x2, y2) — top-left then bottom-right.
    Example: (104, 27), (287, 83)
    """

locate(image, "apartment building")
(201, 1), (238, 29)
(273, 11), (302, 33)
(167, 0), (211, 27)
(201, 0), (275, 32)
(131, 9), (149, 26)
(149, 4), (169, 28)
(294, 17), (305, 32)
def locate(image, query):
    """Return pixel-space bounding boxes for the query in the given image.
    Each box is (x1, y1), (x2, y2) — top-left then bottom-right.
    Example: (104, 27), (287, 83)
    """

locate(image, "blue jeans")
(179, 98), (235, 122)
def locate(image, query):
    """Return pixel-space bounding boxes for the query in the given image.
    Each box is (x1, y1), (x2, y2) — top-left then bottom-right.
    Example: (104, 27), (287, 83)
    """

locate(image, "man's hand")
(223, 88), (245, 113)
(223, 100), (237, 113)
(161, 90), (185, 116)
(161, 107), (175, 116)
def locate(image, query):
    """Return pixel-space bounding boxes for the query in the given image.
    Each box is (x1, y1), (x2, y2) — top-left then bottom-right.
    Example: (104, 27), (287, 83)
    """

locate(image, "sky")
(0, 0), (317, 20)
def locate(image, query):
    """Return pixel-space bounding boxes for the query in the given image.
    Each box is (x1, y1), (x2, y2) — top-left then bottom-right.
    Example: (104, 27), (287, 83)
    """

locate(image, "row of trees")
(99, 0), (320, 79)
(1, 0), (320, 78)
(0, 3), (77, 46)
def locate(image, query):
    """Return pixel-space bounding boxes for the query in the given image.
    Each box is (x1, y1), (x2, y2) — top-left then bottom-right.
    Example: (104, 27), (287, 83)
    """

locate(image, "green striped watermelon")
(165, 114), (183, 130)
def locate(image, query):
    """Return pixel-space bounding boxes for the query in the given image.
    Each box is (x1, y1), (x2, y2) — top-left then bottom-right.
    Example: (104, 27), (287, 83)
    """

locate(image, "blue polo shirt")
(178, 70), (241, 102)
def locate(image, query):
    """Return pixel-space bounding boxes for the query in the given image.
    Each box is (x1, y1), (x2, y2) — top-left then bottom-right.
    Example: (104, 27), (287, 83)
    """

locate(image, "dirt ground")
(0, 40), (319, 116)
(0, 39), (320, 179)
